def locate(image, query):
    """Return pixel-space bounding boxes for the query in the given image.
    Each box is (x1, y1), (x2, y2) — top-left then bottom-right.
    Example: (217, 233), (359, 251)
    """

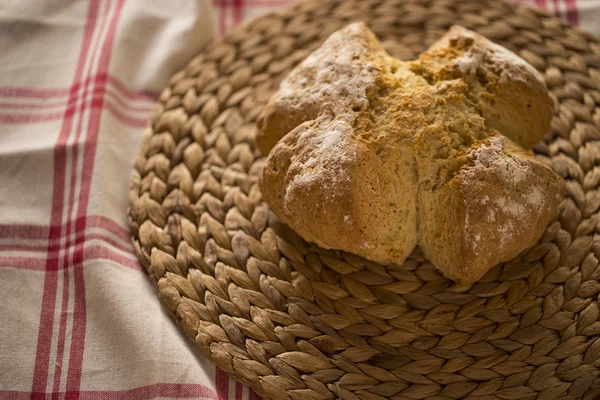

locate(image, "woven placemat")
(128, 0), (600, 398)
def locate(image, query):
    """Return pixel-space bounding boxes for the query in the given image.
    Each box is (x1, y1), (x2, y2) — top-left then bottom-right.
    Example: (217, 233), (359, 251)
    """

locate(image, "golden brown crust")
(260, 113), (365, 252)
(258, 22), (565, 283)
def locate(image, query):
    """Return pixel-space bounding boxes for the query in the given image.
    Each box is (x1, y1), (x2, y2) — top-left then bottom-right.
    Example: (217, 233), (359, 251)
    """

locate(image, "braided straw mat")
(128, 0), (600, 399)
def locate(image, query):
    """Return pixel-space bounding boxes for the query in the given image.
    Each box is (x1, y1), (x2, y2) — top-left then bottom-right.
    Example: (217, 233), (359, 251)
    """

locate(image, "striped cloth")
(0, 1), (597, 400)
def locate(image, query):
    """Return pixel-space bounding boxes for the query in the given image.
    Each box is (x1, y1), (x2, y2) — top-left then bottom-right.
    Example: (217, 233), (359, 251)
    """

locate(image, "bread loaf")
(257, 23), (565, 283)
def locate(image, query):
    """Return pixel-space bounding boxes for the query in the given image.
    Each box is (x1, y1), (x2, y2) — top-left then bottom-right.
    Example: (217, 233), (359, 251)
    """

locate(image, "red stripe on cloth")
(87, 216), (130, 241)
(0, 224), (50, 239)
(0, 256), (46, 270)
(0, 111), (141, 126)
(66, 0), (127, 395)
(91, 72), (158, 103)
(0, 243), (48, 252)
(0, 216), (129, 241)
(551, 0), (562, 17)
(76, 383), (219, 400)
(215, 369), (229, 400)
(31, 1), (101, 396)
(53, 0), (116, 393)
(104, 91), (154, 112)
(248, 389), (261, 400)
(0, 87), (71, 99)
(534, 0), (547, 10)
(564, 0), (579, 24)
(232, 0), (291, 5)
(0, 246), (140, 271)
(0, 99), (74, 109)
(0, 392), (31, 400)
(0, 105), (149, 126)
(82, 245), (141, 270)
(0, 233), (131, 255)
(216, 0), (227, 36)
(0, 92), (153, 113)
(233, 0), (244, 27)
(0, 75), (158, 102)
(2, 383), (219, 400)
(235, 382), (243, 400)
(0, 112), (66, 124)
(104, 101), (149, 127)
(105, 74), (158, 103)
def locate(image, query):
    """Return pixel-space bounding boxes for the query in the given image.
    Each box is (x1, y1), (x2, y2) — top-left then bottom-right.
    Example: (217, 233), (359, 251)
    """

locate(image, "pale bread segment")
(419, 135), (566, 283)
(258, 22), (565, 283)
(260, 112), (419, 264)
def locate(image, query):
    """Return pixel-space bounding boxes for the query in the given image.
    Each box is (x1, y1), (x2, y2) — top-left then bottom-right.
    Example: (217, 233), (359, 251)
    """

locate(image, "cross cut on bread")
(257, 22), (566, 284)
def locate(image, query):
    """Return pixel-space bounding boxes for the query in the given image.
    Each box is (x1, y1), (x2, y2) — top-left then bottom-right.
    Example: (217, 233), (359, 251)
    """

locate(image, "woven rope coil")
(128, 0), (600, 398)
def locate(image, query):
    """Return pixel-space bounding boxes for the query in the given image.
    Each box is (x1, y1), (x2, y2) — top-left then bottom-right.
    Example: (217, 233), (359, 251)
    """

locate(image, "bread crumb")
(455, 52), (481, 75)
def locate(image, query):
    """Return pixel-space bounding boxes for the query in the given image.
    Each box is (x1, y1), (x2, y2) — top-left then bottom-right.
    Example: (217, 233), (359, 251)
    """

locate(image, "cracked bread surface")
(257, 22), (565, 283)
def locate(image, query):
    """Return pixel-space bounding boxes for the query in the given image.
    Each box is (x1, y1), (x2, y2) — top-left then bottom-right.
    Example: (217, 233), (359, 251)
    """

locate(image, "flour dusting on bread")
(285, 115), (357, 197)
(276, 25), (379, 113)
(462, 136), (527, 185)
(461, 135), (550, 245)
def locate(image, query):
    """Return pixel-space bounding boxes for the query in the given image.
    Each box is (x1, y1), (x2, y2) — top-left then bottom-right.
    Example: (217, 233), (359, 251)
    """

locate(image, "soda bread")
(257, 23), (565, 283)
